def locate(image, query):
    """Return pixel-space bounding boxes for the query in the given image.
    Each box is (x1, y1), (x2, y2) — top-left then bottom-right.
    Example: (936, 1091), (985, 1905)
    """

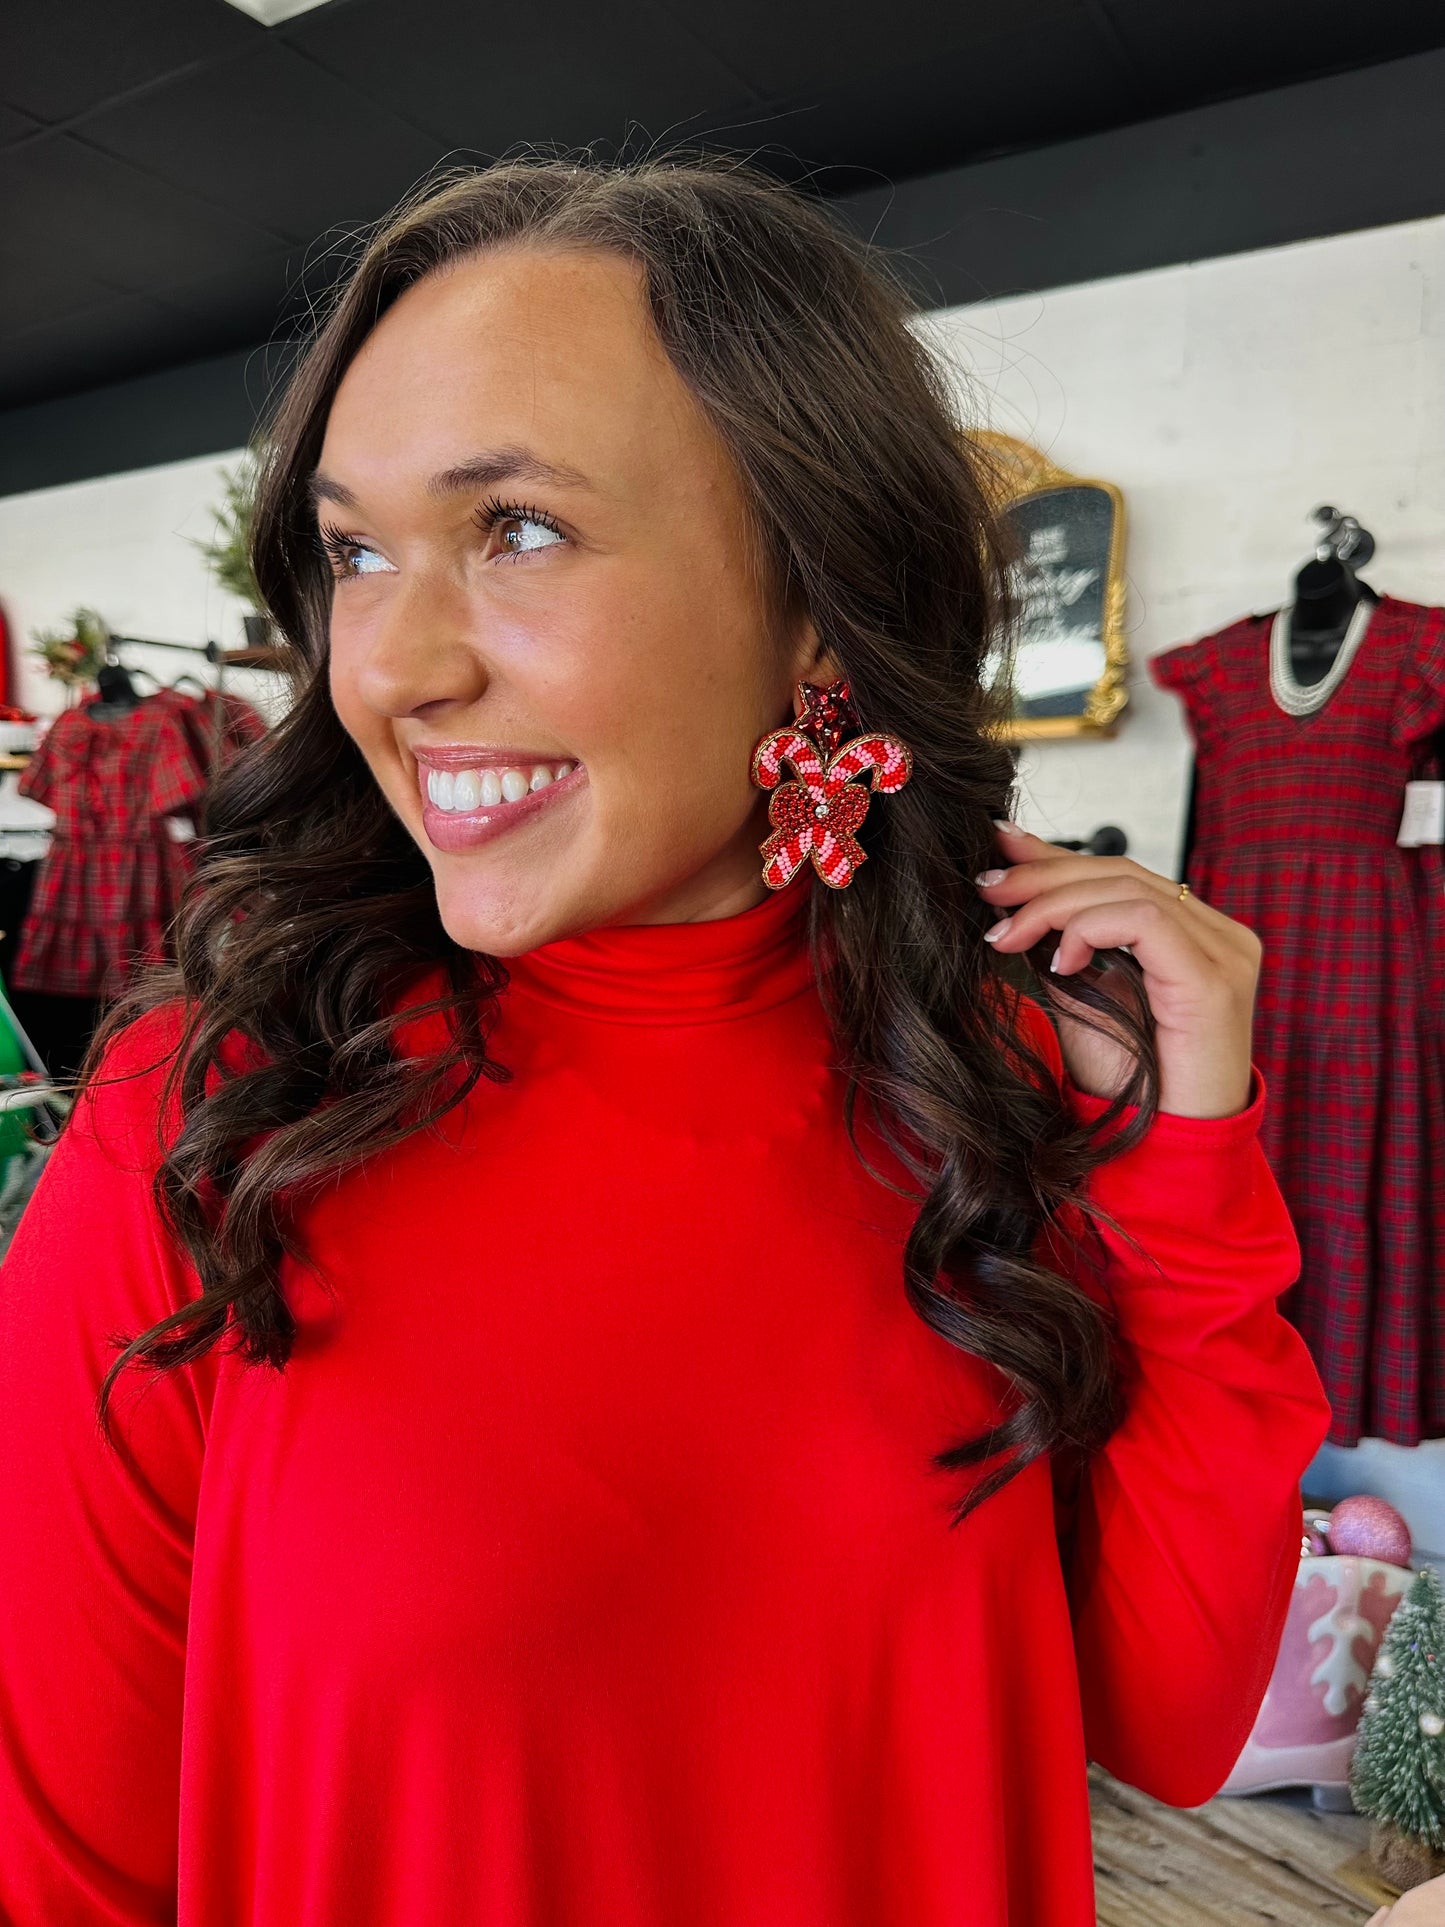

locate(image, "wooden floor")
(1091, 1768), (1398, 1925)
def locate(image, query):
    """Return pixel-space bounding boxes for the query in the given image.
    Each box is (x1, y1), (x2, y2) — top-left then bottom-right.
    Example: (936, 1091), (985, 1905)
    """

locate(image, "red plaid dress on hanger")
(12, 694), (212, 999)
(1150, 593), (1445, 1446)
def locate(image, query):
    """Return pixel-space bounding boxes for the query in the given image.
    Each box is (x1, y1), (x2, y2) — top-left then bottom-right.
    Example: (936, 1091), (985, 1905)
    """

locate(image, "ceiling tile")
(157, 243), (317, 339)
(756, 23), (1139, 188)
(2, 0), (260, 124)
(0, 104), (45, 147)
(279, 0), (758, 151)
(662, 0), (1118, 105)
(1099, 0), (1445, 103)
(74, 41), (445, 244)
(0, 259), (129, 337)
(0, 291), (210, 408)
(0, 133), (292, 298)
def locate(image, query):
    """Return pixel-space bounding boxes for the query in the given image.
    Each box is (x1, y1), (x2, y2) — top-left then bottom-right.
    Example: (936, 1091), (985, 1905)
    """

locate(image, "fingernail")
(983, 917), (1013, 942)
(1049, 945), (1062, 972)
(974, 869), (1007, 887)
(992, 817), (1022, 834)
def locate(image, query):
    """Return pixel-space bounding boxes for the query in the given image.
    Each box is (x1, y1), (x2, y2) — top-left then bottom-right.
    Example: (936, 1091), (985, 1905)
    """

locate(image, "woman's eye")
(500, 515), (565, 559)
(476, 498), (567, 563)
(318, 528), (393, 581)
(318, 502), (565, 581)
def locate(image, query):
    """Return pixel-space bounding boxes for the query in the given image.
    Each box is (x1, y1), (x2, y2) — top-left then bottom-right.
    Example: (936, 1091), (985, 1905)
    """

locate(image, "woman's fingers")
(979, 819), (1261, 1118)
(978, 874), (1232, 977)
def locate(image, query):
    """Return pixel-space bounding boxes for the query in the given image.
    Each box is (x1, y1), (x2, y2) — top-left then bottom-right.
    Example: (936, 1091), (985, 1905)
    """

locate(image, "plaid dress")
(13, 695), (212, 999)
(152, 687), (269, 903)
(1150, 593), (1445, 1446)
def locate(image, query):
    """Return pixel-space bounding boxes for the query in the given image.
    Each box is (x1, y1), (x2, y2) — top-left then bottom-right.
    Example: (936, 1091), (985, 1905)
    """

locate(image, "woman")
(0, 152), (1333, 1925)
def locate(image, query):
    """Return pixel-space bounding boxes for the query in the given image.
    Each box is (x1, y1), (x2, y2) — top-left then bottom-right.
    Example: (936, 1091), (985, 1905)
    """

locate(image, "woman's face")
(315, 244), (834, 956)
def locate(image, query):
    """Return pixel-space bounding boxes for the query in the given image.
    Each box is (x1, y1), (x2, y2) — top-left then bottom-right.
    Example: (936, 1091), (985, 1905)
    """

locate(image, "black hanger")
(90, 661), (143, 720)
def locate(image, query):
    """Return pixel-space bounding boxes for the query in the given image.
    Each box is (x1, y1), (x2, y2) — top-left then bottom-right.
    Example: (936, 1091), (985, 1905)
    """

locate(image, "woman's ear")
(786, 615), (842, 698)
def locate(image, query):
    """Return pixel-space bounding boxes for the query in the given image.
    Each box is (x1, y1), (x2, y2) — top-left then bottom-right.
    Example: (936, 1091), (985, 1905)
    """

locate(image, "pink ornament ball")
(1326, 1494), (1412, 1567)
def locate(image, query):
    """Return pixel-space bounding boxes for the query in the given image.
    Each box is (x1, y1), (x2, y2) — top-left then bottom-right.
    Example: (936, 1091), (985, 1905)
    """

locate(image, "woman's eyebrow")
(305, 446), (594, 514)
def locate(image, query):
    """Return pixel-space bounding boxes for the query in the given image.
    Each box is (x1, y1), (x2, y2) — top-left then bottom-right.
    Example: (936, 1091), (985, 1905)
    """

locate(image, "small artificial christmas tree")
(1350, 1564), (1445, 1890)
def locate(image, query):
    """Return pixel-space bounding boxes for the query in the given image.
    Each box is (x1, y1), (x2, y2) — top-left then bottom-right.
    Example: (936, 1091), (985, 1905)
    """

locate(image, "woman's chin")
(432, 887), (564, 959)
(429, 855), (612, 958)
(416, 790), (605, 957)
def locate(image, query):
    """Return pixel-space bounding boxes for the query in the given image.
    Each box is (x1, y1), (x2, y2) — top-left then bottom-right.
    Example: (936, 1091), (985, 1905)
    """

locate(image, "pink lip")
(417, 759), (588, 854)
(412, 744), (573, 772)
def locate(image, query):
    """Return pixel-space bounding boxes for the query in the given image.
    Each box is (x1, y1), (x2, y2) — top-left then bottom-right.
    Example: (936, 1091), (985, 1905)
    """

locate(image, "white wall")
(0, 448), (286, 726)
(916, 212), (1445, 879)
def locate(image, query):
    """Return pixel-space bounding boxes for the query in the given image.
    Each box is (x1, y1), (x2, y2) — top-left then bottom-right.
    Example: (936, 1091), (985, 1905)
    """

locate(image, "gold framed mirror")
(969, 432), (1129, 742)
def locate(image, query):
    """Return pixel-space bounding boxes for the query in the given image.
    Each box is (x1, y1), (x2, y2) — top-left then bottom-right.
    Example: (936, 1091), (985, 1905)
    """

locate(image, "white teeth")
(424, 761), (578, 812)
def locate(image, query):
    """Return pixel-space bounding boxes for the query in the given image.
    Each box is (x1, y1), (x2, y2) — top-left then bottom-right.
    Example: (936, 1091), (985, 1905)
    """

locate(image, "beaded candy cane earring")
(749, 676), (913, 890)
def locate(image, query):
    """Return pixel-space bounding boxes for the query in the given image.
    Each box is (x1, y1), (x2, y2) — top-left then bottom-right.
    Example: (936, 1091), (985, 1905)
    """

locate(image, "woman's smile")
(413, 749), (587, 853)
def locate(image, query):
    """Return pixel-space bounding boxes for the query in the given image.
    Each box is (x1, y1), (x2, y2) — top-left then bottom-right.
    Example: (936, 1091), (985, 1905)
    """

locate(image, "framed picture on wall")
(968, 432), (1129, 742)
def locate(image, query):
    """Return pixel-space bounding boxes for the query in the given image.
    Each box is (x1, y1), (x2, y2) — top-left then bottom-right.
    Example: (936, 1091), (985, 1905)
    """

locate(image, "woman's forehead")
(319, 249), (736, 521)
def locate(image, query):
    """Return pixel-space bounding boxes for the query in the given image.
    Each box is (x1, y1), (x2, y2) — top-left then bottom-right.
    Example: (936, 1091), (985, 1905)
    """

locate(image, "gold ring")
(1177, 881), (1191, 902)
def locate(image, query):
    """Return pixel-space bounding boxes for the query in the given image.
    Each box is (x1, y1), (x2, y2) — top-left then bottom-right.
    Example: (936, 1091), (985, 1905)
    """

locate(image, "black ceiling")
(4, 0), (1445, 415)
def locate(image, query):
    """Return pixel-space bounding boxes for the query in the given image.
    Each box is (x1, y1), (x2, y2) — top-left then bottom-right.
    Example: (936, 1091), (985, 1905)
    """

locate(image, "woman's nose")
(343, 577), (490, 719)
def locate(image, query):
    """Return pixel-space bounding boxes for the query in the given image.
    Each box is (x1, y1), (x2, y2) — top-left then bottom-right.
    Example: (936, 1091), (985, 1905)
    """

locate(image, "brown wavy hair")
(81, 146), (1162, 1522)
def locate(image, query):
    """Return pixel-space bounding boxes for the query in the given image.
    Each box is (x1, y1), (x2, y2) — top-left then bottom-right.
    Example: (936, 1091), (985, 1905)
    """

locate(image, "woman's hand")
(1367, 1873), (1445, 1924)
(975, 818), (1263, 1120)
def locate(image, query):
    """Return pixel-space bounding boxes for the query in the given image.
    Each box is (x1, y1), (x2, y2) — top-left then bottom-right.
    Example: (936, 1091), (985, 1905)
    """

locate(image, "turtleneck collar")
(502, 876), (816, 1025)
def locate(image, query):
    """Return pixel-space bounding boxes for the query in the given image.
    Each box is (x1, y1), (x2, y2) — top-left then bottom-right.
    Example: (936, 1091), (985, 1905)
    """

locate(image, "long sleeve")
(0, 1008), (212, 1924)
(1018, 995), (1333, 1806)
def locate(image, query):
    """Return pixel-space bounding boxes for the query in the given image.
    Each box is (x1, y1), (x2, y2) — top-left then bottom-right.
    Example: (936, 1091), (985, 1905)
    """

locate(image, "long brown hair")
(81, 147), (1161, 1521)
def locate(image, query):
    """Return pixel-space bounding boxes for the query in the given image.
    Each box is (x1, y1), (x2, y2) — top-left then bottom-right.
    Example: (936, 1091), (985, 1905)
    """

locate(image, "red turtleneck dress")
(0, 879), (1331, 1926)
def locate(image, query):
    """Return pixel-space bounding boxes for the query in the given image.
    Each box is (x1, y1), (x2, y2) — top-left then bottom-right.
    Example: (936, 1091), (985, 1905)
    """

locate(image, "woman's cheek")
(326, 640), (372, 751)
(326, 633), (408, 804)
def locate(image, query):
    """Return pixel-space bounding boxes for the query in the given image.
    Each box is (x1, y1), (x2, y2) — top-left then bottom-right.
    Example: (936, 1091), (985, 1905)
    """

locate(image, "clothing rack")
(106, 633), (288, 669)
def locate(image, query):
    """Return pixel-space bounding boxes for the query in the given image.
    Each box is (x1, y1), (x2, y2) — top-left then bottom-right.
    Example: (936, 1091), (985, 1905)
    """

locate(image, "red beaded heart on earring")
(749, 676), (913, 890)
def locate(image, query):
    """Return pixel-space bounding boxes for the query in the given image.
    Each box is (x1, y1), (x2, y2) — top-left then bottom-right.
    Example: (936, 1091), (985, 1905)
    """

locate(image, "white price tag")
(1397, 780), (1445, 846)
